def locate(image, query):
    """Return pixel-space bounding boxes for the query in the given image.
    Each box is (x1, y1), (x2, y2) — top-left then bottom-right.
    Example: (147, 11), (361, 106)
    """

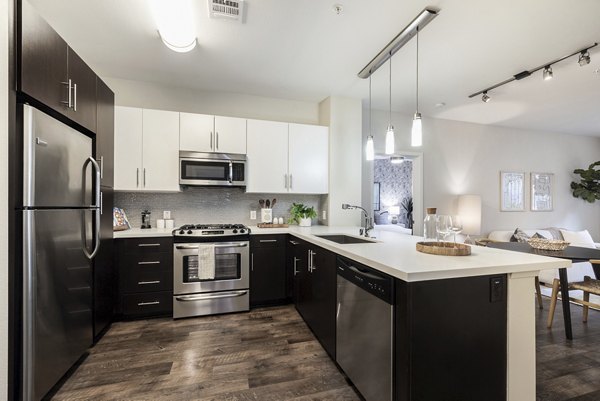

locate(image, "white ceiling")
(29, 0), (600, 136)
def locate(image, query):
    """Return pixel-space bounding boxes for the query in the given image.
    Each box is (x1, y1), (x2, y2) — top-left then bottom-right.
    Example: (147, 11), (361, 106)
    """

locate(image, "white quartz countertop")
(114, 225), (570, 282)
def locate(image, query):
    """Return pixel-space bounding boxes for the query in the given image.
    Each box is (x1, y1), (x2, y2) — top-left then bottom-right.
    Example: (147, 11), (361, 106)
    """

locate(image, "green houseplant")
(401, 196), (414, 229)
(289, 203), (317, 227)
(571, 161), (600, 203)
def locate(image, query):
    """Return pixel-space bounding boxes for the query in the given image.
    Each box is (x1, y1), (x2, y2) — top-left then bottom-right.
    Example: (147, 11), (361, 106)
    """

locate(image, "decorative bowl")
(527, 238), (570, 251)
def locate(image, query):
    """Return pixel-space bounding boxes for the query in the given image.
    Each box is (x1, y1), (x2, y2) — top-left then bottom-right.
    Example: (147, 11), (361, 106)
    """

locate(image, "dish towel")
(197, 244), (216, 280)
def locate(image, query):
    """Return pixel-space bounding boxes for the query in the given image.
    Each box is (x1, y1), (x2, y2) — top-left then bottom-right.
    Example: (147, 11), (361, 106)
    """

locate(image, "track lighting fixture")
(365, 76), (375, 161)
(469, 42), (597, 100)
(481, 92), (491, 103)
(385, 54), (395, 155)
(579, 50), (591, 66)
(411, 29), (423, 147)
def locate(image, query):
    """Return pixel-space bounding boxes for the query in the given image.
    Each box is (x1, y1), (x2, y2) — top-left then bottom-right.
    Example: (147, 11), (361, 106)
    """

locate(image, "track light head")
(543, 65), (553, 80)
(390, 156), (405, 164)
(579, 50), (591, 66)
(481, 92), (491, 103)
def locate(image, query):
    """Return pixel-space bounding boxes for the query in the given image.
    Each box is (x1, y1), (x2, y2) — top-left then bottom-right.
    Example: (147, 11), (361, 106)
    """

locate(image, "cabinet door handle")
(311, 251), (316, 271)
(138, 261), (160, 265)
(216, 132), (219, 150)
(251, 253), (254, 272)
(98, 156), (104, 180)
(143, 168), (146, 187)
(138, 243), (161, 247)
(61, 79), (72, 108)
(136, 168), (139, 187)
(259, 239), (277, 243)
(293, 257), (300, 276)
(210, 131), (213, 150)
(290, 174), (293, 190)
(73, 82), (77, 111)
(289, 240), (299, 245)
(138, 280), (160, 285)
(138, 301), (160, 306)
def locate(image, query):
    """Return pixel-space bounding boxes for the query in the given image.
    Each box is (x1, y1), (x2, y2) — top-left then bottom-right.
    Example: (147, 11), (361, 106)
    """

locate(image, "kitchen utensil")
(272, 199), (277, 208)
(266, 199), (271, 208)
(259, 199), (265, 209)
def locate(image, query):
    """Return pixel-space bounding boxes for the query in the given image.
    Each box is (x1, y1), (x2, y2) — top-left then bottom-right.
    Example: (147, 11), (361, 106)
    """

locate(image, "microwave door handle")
(228, 162), (233, 184)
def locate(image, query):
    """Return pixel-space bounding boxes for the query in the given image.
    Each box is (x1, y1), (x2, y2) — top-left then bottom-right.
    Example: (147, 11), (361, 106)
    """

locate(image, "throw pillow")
(542, 227), (565, 240)
(560, 229), (596, 248)
(510, 228), (530, 243)
(532, 232), (547, 239)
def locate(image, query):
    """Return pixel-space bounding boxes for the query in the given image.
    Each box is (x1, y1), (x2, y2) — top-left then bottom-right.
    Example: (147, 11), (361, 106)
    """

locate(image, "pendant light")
(411, 28), (422, 147)
(365, 75), (375, 161)
(385, 54), (395, 154)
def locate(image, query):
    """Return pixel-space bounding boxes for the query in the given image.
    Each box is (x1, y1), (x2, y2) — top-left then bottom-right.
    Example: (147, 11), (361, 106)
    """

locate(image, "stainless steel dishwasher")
(336, 256), (394, 401)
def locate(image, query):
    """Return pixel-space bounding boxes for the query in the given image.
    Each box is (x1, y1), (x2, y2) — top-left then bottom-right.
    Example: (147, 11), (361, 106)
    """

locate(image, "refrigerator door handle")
(82, 157), (101, 259)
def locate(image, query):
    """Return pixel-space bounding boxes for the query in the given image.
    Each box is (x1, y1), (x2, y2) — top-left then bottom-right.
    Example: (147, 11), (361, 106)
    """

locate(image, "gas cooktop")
(173, 223), (250, 238)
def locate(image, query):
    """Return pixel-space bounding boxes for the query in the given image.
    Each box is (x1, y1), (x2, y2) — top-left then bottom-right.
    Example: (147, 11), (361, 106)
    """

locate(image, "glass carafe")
(423, 208), (437, 241)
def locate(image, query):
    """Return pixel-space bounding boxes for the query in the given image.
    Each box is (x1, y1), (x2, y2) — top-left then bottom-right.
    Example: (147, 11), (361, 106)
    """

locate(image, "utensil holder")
(261, 208), (273, 223)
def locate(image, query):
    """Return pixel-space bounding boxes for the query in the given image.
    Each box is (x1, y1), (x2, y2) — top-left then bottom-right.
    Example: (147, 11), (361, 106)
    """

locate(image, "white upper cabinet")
(114, 106), (143, 191)
(288, 123), (329, 194)
(142, 109), (180, 192)
(114, 106), (180, 192)
(246, 119), (289, 193)
(180, 113), (247, 154)
(180, 112), (214, 153)
(246, 120), (329, 194)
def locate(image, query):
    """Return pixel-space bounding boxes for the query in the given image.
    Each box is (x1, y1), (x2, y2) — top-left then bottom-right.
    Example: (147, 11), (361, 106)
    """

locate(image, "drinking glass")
(436, 215), (452, 242)
(450, 215), (463, 244)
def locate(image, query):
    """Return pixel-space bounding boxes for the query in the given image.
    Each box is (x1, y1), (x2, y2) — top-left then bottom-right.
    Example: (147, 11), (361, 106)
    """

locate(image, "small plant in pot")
(289, 203), (317, 227)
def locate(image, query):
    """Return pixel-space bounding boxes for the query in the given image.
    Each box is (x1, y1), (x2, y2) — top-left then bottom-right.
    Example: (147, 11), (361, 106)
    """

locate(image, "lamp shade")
(457, 195), (482, 235)
(388, 206), (401, 216)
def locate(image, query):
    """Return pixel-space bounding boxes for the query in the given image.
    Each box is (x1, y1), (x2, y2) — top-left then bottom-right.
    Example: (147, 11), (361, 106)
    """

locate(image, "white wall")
(319, 97), (362, 227)
(104, 77), (320, 125)
(1, 0), (9, 397)
(362, 109), (600, 239)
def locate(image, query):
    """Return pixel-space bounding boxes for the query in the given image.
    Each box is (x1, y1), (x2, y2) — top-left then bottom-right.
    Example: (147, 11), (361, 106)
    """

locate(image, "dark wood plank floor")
(50, 300), (600, 400)
(51, 306), (361, 401)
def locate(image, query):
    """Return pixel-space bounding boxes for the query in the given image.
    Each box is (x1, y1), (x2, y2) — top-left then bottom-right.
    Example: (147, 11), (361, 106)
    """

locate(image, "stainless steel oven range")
(173, 224), (251, 319)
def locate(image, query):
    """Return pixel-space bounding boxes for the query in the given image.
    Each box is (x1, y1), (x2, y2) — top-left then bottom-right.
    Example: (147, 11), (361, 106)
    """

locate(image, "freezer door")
(23, 104), (93, 208)
(23, 209), (93, 401)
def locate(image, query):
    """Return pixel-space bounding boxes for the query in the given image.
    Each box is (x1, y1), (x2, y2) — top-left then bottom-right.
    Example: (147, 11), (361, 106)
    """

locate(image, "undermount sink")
(315, 234), (376, 244)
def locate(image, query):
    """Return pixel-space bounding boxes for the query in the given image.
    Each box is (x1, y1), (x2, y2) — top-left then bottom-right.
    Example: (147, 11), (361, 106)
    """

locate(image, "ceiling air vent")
(208, 0), (245, 22)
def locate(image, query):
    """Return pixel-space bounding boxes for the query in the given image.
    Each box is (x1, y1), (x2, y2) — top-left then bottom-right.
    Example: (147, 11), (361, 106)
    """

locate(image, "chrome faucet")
(342, 203), (374, 237)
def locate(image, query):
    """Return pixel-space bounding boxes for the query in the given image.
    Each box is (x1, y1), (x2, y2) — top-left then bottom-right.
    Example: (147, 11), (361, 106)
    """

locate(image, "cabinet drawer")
(251, 234), (286, 248)
(118, 237), (173, 255)
(122, 291), (172, 317)
(124, 268), (172, 293)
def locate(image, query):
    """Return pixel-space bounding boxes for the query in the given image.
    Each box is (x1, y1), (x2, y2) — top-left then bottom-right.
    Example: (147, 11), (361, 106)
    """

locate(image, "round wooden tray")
(416, 241), (472, 256)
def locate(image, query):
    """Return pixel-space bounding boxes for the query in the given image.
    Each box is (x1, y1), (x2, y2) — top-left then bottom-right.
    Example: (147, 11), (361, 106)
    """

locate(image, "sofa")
(487, 229), (600, 285)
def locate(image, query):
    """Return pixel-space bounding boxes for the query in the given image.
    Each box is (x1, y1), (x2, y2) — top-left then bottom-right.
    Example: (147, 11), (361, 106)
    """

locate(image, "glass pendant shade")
(366, 135), (375, 161)
(385, 126), (395, 154)
(411, 113), (422, 147)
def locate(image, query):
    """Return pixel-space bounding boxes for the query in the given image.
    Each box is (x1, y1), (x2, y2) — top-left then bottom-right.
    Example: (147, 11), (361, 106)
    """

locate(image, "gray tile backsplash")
(115, 187), (324, 228)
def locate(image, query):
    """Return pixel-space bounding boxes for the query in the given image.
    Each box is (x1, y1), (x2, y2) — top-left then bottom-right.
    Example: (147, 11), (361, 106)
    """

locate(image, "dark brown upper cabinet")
(20, 0), (97, 132)
(96, 78), (115, 188)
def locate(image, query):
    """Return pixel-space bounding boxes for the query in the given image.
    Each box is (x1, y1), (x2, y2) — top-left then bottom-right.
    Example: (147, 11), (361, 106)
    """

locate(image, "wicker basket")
(527, 238), (570, 251)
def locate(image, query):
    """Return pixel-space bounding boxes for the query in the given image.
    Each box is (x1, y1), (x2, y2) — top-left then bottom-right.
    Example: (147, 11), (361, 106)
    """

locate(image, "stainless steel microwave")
(179, 151), (247, 187)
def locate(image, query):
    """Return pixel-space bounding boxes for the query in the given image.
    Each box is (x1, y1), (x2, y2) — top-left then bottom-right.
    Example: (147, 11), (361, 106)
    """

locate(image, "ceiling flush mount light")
(365, 75), (375, 161)
(151, 0), (197, 53)
(579, 50), (591, 66)
(411, 29), (422, 147)
(385, 55), (395, 154)
(332, 4), (344, 15)
(481, 92), (491, 103)
(390, 156), (405, 164)
(469, 42), (597, 100)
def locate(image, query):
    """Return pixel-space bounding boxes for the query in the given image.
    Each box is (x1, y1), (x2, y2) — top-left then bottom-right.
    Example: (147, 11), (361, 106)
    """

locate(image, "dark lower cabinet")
(250, 235), (287, 307)
(291, 236), (336, 359)
(116, 237), (174, 318)
(395, 275), (507, 401)
(93, 187), (114, 341)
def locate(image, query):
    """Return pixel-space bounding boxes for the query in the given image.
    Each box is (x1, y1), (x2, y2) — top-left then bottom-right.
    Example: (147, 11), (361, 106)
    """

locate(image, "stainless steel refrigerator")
(22, 105), (100, 401)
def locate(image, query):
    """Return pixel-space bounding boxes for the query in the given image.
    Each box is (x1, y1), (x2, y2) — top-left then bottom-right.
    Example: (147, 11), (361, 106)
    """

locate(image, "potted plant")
(289, 203), (317, 227)
(401, 196), (414, 229)
(571, 161), (600, 203)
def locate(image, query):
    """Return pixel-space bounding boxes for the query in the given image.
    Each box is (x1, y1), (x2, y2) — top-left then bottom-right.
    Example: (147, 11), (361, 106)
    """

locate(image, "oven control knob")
(179, 230), (185, 235)
(187, 230), (193, 235)
(233, 229), (238, 234)
(240, 229), (246, 233)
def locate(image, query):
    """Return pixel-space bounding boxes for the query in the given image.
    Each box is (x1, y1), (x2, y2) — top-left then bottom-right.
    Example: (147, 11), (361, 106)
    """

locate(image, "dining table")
(487, 241), (600, 340)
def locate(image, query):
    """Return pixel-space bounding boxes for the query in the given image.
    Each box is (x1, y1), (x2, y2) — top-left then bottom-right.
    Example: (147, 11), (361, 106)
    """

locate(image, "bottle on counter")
(423, 207), (437, 241)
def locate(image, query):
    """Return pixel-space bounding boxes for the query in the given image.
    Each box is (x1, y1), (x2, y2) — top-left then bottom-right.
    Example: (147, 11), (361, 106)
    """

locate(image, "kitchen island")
(115, 225), (568, 401)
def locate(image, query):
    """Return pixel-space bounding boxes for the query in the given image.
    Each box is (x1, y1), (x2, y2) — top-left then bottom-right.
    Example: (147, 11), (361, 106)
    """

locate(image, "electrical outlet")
(163, 210), (171, 219)
(250, 210), (257, 220)
(322, 210), (327, 220)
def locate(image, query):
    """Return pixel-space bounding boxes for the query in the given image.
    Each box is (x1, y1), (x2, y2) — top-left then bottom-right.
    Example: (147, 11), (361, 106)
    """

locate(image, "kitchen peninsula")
(115, 225), (568, 401)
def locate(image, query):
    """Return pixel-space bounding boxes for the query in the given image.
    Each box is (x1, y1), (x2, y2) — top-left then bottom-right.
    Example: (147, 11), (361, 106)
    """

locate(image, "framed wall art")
(531, 172), (553, 211)
(500, 171), (525, 211)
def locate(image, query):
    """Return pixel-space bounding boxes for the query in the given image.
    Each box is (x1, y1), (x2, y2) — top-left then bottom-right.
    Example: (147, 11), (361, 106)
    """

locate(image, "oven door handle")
(175, 243), (248, 250)
(175, 290), (248, 302)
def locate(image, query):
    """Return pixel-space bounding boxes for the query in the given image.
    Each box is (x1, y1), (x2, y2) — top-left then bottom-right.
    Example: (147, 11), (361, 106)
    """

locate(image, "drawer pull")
(137, 301), (160, 306)
(259, 239), (278, 243)
(138, 280), (161, 285)
(138, 243), (161, 247)
(289, 240), (300, 245)
(138, 261), (160, 265)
